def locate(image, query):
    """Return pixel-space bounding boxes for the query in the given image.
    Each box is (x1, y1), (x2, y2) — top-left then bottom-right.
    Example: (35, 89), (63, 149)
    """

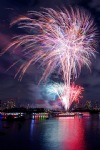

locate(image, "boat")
(75, 112), (83, 116)
(53, 112), (75, 117)
(1, 112), (26, 121)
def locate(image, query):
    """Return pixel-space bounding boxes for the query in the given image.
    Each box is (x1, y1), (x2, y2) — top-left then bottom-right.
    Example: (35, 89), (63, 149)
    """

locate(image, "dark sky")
(0, 0), (100, 107)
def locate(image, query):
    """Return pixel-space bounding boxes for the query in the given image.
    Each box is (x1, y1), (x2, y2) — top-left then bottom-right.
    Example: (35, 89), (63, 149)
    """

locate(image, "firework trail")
(47, 82), (84, 110)
(3, 7), (98, 84)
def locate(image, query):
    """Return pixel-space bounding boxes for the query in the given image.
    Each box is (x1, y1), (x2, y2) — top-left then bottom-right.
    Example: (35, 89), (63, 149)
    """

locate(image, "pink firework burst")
(60, 83), (84, 110)
(3, 7), (98, 84)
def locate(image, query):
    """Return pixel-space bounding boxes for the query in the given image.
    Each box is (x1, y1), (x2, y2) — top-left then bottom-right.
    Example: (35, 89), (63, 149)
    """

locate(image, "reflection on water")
(58, 117), (86, 150)
(0, 114), (100, 150)
(39, 117), (86, 150)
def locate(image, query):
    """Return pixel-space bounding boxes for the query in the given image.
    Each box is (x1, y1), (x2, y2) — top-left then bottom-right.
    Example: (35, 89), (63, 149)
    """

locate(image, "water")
(0, 114), (100, 150)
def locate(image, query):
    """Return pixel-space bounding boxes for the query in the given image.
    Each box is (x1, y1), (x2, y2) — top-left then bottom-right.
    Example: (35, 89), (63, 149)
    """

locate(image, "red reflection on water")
(59, 116), (86, 150)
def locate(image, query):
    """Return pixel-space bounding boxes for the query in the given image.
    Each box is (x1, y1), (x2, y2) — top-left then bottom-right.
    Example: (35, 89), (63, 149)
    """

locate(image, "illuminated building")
(84, 100), (92, 110)
(6, 99), (16, 109)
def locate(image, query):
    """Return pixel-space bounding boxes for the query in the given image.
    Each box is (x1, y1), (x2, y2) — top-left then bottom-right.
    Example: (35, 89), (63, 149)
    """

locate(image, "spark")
(3, 7), (98, 85)
(47, 82), (84, 110)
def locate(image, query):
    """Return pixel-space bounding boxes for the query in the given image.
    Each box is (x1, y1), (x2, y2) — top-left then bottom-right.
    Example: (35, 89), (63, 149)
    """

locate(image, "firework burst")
(47, 82), (84, 110)
(3, 7), (98, 84)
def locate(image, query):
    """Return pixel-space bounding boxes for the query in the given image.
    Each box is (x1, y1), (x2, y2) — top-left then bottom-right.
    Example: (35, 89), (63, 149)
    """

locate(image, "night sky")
(0, 0), (100, 107)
